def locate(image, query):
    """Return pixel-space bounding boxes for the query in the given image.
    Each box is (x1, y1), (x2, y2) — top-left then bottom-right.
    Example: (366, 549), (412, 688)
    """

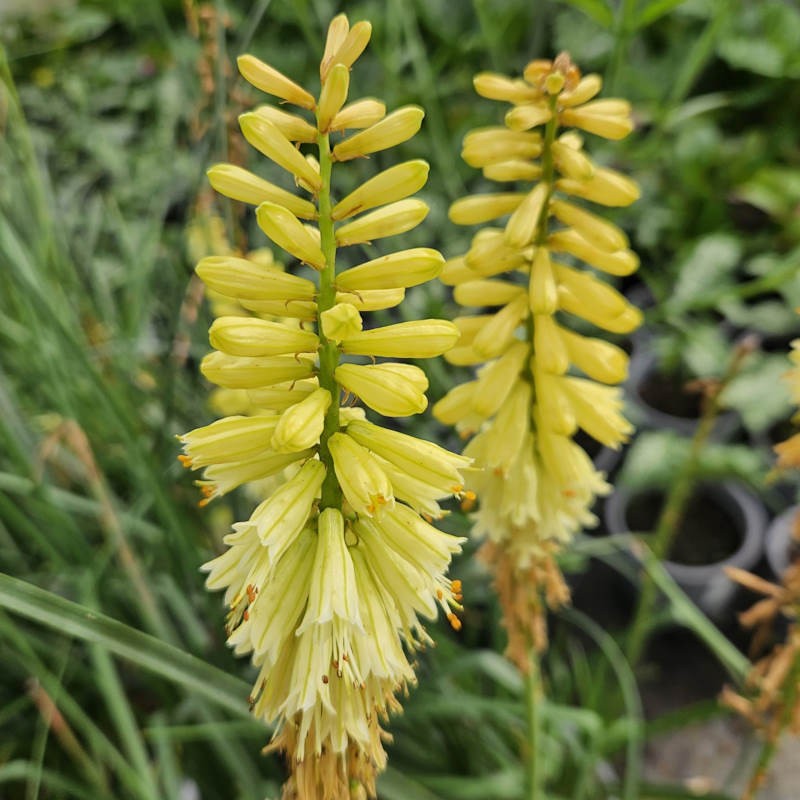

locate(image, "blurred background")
(1, 0), (799, 798)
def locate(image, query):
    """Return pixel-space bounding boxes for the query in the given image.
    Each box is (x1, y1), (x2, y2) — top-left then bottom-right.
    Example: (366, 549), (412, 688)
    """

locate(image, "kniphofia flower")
(436, 53), (640, 666)
(180, 15), (468, 798)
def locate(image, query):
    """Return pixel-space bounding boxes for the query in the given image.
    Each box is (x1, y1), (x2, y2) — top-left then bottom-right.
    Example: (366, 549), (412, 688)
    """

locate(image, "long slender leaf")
(0, 573), (250, 718)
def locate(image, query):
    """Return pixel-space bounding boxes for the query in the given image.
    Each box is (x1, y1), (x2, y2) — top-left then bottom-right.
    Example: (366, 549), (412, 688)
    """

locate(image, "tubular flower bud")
(329, 98), (386, 131)
(337, 248), (444, 291)
(256, 202), (326, 269)
(252, 105), (318, 143)
(239, 114), (323, 190)
(209, 317), (318, 358)
(271, 388), (332, 453)
(341, 320), (460, 358)
(332, 106), (424, 161)
(206, 164), (317, 218)
(335, 199), (429, 246)
(196, 256), (316, 302)
(237, 54), (316, 109)
(317, 63), (350, 132)
(332, 160), (429, 220)
(438, 52), (639, 667)
(320, 303), (363, 343)
(182, 15), (465, 798)
(335, 363), (428, 417)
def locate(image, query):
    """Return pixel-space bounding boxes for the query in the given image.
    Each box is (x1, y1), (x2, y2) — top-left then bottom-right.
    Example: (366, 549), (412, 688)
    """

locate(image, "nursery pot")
(604, 482), (766, 620)
(765, 506), (800, 581)
(626, 350), (739, 440)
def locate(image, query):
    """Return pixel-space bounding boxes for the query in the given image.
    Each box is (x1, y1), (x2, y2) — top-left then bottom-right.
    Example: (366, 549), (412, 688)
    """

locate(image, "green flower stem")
(526, 648), (544, 800)
(316, 132), (342, 511)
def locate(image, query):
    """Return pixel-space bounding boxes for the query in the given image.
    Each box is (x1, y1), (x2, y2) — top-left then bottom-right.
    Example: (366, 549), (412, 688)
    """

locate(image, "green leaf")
(619, 431), (691, 492)
(636, 0), (691, 29)
(0, 573), (251, 719)
(723, 355), (793, 434)
(555, 0), (614, 28)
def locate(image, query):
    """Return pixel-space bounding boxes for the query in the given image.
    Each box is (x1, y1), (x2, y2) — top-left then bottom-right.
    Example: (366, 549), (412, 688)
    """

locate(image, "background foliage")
(1, 0), (799, 797)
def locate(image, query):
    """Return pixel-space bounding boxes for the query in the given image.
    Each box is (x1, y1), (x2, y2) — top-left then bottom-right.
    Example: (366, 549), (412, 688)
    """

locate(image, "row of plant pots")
(585, 345), (798, 622)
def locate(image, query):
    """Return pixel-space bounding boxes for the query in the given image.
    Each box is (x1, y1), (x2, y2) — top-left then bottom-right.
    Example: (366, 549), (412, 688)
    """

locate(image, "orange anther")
(447, 612), (462, 632)
(243, 609), (249, 621)
(436, 589), (444, 600)
(177, 454), (193, 468)
(451, 579), (462, 592)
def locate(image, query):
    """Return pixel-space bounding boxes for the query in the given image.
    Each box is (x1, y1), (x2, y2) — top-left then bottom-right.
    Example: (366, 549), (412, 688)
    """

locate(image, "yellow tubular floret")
(317, 63), (350, 132)
(255, 202), (326, 269)
(336, 248), (444, 291)
(332, 106), (424, 161)
(341, 320), (460, 358)
(196, 256), (316, 302)
(335, 199), (429, 246)
(252, 105), (319, 143)
(209, 317), (319, 358)
(332, 161), (430, 220)
(206, 164), (317, 218)
(237, 54), (316, 109)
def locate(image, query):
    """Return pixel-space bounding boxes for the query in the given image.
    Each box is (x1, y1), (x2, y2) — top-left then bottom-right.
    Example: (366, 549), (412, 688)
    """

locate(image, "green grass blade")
(0, 572), (250, 718)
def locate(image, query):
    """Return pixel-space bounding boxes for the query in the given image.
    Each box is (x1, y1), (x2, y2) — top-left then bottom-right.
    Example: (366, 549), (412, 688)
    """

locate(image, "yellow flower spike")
(209, 317), (319, 358)
(550, 199), (628, 251)
(483, 160), (543, 182)
(346, 419), (471, 494)
(335, 199), (429, 246)
(453, 279), (525, 308)
(328, 432), (394, 517)
(449, 193), (525, 226)
(341, 319), (460, 358)
(247, 379), (318, 411)
(320, 303), (363, 343)
(559, 326), (629, 384)
(255, 202), (326, 269)
(336, 248), (444, 291)
(561, 377), (632, 447)
(320, 13), (350, 80)
(332, 160), (430, 221)
(505, 182), (549, 248)
(206, 165), (317, 219)
(200, 351), (315, 389)
(560, 106), (634, 140)
(473, 72), (540, 103)
(317, 64), (350, 132)
(332, 106), (424, 161)
(461, 128), (542, 168)
(551, 140), (595, 181)
(557, 166), (640, 207)
(179, 415), (280, 468)
(237, 54), (316, 110)
(329, 98), (386, 131)
(471, 341), (529, 417)
(548, 229), (639, 276)
(559, 73), (602, 107)
(471, 294), (529, 359)
(252, 105), (318, 143)
(239, 114), (323, 191)
(196, 256), (316, 302)
(533, 314), (569, 374)
(505, 102), (553, 132)
(335, 363), (428, 417)
(528, 247), (558, 315)
(329, 20), (372, 71)
(336, 287), (406, 311)
(271, 388), (332, 453)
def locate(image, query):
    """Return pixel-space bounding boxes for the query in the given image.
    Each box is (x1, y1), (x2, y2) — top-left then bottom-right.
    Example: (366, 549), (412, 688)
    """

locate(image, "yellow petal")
(529, 246), (558, 315)
(209, 317), (319, 357)
(449, 193), (525, 226)
(552, 140), (595, 181)
(473, 72), (540, 103)
(237, 54), (315, 109)
(271, 387), (331, 453)
(239, 114), (322, 191)
(453, 279), (525, 308)
(337, 247), (443, 290)
(206, 164), (317, 219)
(335, 198), (428, 246)
(256, 201), (326, 269)
(559, 326), (629, 384)
(548, 229), (639, 276)
(341, 320), (460, 358)
(196, 255), (316, 301)
(533, 314), (569, 374)
(560, 107), (634, 140)
(557, 166), (639, 207)
(252, 105), (318, 143)
(461, 127), (541, 168)
(320, 303), (362, 343)
(505, 182), (549, 248)
(335, 362), (427, 417)
(472, 294), (529, 359)
(336, 287), (405, 311)
(317, 63), (350, 132)
(320, 13), (350, 80)
(483, 160), (542, 182)
(200, 351), (314, 389)
(505, 102), (553, 132)
(550, 199), (628, 251)
(329, 98), (386, 131)
(333, 106), (424, 161)
(558, 74), (602, 107)
(328, 20), (372, 71)
(332, 160), (429, 220)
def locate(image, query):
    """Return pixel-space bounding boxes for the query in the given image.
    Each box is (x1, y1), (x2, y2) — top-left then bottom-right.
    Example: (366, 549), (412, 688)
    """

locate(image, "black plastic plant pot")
(626, 350), (739, 440)
(604, 482), (767, 620)
(765, 506), (800, 581)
